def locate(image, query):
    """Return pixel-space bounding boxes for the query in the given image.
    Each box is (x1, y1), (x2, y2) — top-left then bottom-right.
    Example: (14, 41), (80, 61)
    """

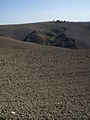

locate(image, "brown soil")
(0, 37), (90, 119)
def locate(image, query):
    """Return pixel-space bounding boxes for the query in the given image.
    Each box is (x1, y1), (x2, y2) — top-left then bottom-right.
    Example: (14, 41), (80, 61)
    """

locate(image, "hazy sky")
(0, 0), (90, 24)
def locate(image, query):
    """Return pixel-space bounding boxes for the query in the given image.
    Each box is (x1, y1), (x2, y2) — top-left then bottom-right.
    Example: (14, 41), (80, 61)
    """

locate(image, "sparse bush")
(48, 36), (56, 44)
(55, 33), (77, 49)
(24, 30), (77, 49)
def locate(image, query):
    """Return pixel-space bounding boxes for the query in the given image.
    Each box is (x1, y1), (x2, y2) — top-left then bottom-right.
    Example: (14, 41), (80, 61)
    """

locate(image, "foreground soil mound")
(0, 37), (90, 119)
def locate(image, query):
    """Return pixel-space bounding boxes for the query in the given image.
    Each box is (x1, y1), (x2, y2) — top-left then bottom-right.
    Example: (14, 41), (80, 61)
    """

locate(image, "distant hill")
(0, 21), (90, 49)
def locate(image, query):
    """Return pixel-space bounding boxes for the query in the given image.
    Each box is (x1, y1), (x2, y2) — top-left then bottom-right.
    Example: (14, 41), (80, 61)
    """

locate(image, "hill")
(0, 36), (90, 119)
(0, 21), (90, 48)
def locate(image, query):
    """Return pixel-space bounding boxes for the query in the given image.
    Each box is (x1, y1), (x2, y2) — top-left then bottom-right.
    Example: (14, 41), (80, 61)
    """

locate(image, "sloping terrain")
(0, 21), (90, 48)
(0, 37), (90, 119)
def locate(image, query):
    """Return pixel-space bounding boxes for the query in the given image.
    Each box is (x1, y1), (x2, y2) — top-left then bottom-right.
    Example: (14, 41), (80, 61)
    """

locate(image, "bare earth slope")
(0, 37), (90, 119)
(0, 22), (90, 48)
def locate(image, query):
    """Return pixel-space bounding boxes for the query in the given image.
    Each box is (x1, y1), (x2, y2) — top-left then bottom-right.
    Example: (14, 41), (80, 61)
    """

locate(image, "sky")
(0, 0), (90, 25)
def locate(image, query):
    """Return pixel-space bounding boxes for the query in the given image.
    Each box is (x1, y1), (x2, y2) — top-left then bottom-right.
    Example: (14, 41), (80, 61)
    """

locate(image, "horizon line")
(0, 20), (90, 26)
